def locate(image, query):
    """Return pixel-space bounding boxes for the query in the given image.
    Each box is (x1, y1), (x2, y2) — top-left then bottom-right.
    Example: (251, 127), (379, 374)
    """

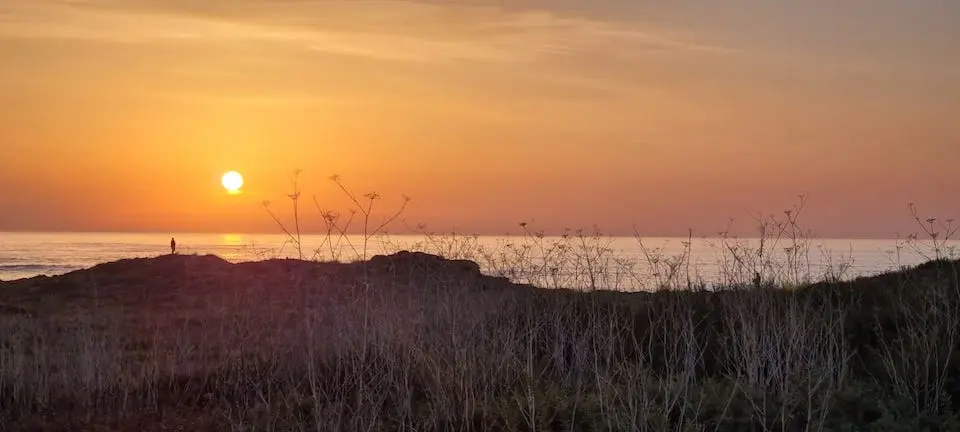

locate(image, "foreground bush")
(0, 253), (958, 431)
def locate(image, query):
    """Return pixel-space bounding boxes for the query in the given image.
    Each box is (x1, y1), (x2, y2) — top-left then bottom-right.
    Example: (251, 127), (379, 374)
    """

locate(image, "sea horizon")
(0, 229), (934, 241)
(3, 231), (954, 284)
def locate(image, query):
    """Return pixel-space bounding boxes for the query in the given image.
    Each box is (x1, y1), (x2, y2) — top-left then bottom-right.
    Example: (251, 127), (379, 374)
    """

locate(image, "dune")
(1, 253), (958, 431)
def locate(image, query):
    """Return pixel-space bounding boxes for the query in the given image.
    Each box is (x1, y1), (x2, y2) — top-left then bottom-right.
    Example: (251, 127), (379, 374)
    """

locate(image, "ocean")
(1, 232), (955, 287)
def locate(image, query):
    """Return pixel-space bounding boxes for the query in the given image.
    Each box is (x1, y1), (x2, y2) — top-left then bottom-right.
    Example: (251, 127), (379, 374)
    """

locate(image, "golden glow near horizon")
(221, 171), (244, 195)
(0, 0), (957, 237)
(222, 234), (243, 246)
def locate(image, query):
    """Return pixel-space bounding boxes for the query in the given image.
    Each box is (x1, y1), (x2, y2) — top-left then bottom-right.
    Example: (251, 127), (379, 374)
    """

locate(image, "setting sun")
(221, 171), (244, 194)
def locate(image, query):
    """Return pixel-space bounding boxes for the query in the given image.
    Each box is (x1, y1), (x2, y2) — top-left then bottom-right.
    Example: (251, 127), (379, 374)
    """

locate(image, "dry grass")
(2, 178), (958, 431)
(1, 250), (958, 431)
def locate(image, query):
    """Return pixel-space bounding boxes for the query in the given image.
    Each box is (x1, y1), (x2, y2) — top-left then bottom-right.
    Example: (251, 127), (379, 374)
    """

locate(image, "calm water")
(0, 232), (956, 288)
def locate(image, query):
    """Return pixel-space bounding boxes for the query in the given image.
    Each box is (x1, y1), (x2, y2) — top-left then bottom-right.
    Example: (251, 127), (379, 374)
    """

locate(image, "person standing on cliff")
(170, 237), (177, 255)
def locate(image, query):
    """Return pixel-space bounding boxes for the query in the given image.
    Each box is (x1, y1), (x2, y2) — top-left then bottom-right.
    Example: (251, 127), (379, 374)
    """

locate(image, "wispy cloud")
(0, 0), (746, 108)
(0, 0), (738, 64)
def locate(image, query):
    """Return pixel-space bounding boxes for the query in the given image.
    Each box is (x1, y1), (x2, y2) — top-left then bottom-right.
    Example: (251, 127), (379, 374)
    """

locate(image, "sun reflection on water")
(222, 234), (243, 246)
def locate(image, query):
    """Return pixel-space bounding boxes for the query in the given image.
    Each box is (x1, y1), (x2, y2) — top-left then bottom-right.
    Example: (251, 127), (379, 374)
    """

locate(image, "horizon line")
(0, 228), (932, 241)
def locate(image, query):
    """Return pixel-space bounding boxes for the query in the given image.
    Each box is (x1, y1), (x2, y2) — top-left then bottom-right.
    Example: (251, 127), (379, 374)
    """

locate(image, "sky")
(0, 0), (957, 238)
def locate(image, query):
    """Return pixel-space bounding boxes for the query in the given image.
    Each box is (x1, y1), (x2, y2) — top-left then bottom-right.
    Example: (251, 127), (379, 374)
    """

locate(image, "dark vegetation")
(1, 251), (959, 431)
(1, 176), (958, 431)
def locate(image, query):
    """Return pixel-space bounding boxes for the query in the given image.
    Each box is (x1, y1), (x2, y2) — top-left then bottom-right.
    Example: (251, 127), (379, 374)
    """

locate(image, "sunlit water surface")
(1, 232), (956, 289)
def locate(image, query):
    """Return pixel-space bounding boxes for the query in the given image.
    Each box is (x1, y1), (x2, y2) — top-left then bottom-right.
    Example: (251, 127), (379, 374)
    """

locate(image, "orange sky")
(1, 0), (958, 238)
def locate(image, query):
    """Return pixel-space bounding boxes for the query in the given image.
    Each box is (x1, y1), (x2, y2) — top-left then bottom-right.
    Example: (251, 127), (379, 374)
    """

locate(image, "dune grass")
(1, 254), (958, 431)
(1, 177), (958, 431)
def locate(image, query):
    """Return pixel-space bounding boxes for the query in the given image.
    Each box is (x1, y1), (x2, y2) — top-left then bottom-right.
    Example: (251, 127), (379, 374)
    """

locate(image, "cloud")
(0, 0), (745, 107)
(0, 0), (738, 65)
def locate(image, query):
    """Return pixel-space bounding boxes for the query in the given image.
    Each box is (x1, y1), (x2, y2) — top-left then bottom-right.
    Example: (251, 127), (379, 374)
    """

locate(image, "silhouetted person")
(170, 237), (177, 255)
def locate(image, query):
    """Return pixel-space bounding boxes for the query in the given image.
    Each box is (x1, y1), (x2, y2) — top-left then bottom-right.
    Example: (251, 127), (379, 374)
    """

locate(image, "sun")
(221, 171), (244, 194)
